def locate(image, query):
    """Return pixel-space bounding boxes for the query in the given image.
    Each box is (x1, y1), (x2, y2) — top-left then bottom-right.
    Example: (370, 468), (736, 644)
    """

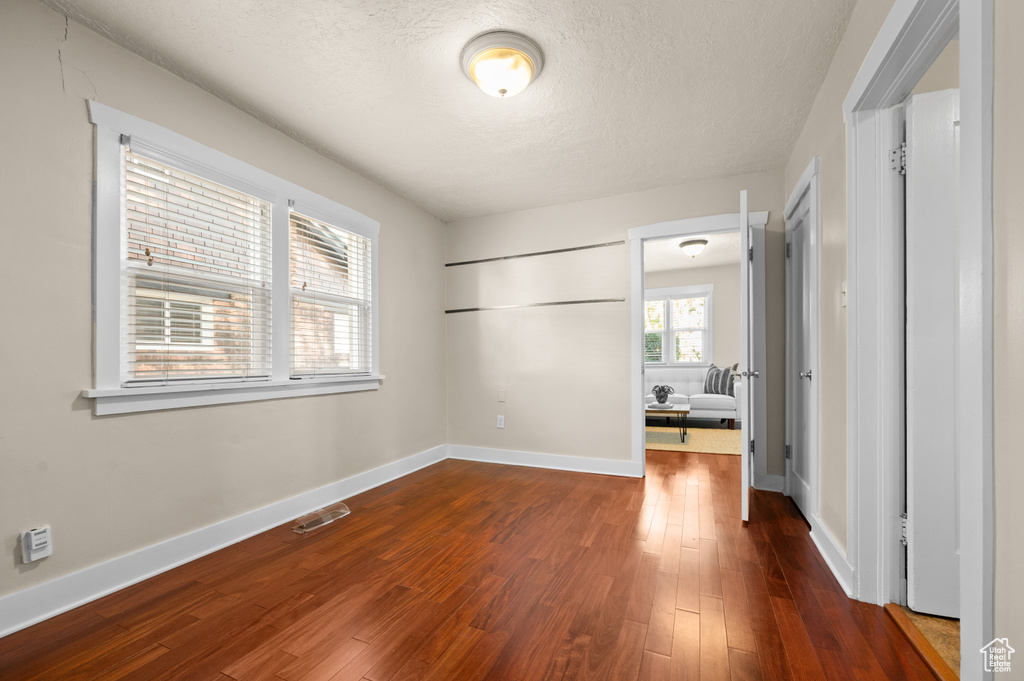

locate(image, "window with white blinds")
(644, 285), (713, 366)
(290, 212), (372, 376)
(89, 102), (380, 414)
(124, 150), (273, 384)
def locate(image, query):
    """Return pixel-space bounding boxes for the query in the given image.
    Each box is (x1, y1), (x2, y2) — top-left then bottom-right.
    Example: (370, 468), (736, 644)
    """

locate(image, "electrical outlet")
(21, 526), (53, 563)
(496, 415), (505, 428)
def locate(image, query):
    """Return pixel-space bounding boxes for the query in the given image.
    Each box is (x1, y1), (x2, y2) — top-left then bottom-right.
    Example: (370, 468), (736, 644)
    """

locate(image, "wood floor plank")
(750, 620), (794, 681)
(720, 569), (757, 654)
(676, 547), (701, 613)
(584, 618), (647, 681)
(699, 595), (732, 681)
(699, 539), (724, 598)
(625, 553), (661, 624)
(811, 588), (891, 681)
(278, 638), (367, 681)
(769, 596), (826, 681)
(644, 607), (675, 657)
(567, 573), (614, 636)
(681, 495), (701, 550)
(638, 650), (671, 681)
(670, 609), (701, 681)
(659, 523), (683, 573)
(729, 648), (764, 681)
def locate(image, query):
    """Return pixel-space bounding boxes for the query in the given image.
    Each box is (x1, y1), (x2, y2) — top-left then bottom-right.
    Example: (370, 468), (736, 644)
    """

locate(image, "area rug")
(645, 426), (741, 455)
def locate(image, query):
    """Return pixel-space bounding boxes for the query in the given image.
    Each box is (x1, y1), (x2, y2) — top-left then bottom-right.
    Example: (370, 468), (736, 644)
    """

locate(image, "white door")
(739, 191), (766, 521)
(905, 88), (959, 618)
(786, 194), (816, 519)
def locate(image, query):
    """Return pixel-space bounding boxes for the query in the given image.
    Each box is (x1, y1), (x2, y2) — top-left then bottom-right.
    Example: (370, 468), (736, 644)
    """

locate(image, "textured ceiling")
(645, 232), (741, 273)
(44, 0), (856, 222)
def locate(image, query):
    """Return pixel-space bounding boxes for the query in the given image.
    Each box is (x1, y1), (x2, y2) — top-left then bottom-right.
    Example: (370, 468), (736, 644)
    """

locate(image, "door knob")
(800, 370), (813, 380)
(742, 370), (760, 378)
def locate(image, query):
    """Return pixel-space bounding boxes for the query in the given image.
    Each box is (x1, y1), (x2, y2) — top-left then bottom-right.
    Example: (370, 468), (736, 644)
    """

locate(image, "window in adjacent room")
(643, 285), (713, 366)
(644, 300), (665, 363)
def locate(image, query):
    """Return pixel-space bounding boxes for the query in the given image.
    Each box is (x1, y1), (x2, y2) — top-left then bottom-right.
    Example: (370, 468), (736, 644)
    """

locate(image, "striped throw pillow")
(704, 364), (735, 397)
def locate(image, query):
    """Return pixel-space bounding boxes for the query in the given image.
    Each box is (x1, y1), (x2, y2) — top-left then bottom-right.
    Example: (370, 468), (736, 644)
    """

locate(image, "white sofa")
(645, 366), (742, 428)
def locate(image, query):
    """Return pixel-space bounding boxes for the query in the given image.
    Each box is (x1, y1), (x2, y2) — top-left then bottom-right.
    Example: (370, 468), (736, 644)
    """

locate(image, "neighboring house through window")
(644, 285), (713, 366)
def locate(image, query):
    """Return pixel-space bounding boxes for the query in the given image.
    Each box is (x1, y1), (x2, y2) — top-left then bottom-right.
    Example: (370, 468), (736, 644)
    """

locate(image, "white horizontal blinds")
(290, 212), (372, 376)
(671, 296), (706, 363)
(124, 148), (273, 384)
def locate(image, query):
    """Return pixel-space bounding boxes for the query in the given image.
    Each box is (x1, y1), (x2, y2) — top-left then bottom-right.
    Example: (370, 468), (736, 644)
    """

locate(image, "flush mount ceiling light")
(679, 239), (708, 258)
(461, 31), (544, 98)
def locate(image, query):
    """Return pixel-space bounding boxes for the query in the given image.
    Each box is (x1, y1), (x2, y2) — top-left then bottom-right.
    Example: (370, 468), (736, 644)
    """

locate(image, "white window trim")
(644, 284), (714, 367)
(84, 101), (381, 415)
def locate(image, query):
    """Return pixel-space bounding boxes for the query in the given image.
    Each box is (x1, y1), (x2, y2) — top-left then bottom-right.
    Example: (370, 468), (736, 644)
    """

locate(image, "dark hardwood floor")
(0, 451), (938, 680)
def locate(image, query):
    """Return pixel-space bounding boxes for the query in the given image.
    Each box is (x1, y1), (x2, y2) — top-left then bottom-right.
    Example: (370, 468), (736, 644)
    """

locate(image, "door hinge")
(749, 440), (755, 456)
(890, 142), (907, 175)
(786, 242), (791, 258)
(748, 246), (754, 262)
(900, 512), (908, 546)
(785, 444), (791, 459)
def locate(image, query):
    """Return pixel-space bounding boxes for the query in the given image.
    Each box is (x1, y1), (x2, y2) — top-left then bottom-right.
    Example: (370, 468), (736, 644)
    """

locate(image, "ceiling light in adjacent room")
(679, 239), (708, 258)
(461, 31), (544, 98)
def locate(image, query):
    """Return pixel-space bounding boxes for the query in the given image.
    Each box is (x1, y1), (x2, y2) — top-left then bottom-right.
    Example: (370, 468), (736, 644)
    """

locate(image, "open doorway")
(628, 202), (768, 521)
(642, 231), (743, 455)
(842, 1), (991, 673)
(898, 38), (962, 676)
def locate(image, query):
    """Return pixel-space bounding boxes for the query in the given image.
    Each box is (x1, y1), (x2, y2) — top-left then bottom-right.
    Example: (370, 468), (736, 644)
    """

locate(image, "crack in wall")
(57, 15), (68, 93)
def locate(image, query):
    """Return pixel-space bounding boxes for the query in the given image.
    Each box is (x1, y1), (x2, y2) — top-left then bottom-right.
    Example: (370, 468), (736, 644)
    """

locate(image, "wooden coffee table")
(645, 404), (690, 443)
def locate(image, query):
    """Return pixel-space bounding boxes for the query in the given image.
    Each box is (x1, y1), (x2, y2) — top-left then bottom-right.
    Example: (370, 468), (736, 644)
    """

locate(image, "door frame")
(628, 211), (769, 480)
(844, 0), (992, 674)
(784, 157), (821, 529)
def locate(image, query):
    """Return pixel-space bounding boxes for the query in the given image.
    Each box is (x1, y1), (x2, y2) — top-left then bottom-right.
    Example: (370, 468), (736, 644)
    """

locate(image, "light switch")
(498, 389), (506, 402)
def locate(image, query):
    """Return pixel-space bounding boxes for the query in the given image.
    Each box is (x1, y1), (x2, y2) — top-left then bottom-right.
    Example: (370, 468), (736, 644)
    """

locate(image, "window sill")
(82, 375), (384, 415)
(644, 363), (713, 368)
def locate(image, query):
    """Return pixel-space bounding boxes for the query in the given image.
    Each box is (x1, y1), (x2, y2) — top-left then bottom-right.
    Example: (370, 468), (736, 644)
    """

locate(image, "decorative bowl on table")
(651, 384), (675, 404)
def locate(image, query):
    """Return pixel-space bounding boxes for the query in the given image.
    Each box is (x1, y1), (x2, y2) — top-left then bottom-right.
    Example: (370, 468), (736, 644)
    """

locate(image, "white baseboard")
(754, 474), (786, 493)
(448, 444), (644, 478)
(0, 444), (448, 639)
(809, 514), (855, 597)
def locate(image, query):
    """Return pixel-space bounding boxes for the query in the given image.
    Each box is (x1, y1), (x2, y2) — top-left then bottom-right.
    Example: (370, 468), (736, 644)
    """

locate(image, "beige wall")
(445, 171), (787, 475)
(993, 0), (1023, 652)
(0, 0), (447, 598)
(784, 0), (898, 551)
(913, 40), (959, 95)
(645, 264), (742, 367)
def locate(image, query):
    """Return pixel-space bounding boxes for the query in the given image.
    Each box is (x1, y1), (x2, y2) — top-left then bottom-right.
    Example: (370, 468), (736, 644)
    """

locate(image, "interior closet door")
(786, 202), (815, 518)
(905, 88), (960, 618)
